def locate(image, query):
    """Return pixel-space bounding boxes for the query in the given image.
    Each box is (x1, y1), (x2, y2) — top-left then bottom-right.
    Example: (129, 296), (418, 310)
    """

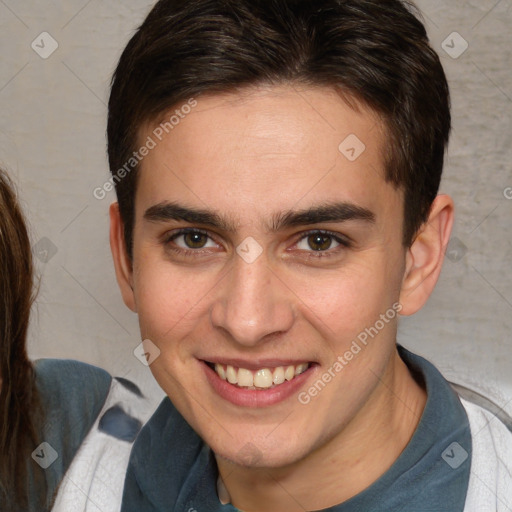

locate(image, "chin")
(211, 433), (310, 470)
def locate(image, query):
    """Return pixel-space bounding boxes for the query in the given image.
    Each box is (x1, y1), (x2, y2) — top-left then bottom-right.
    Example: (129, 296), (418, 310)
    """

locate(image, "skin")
(110, 85), (454, 511)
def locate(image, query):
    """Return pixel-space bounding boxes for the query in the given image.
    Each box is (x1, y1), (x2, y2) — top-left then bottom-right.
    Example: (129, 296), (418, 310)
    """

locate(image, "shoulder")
(31, 359), (113, 507)
(34, 358), (113, 432)
(460, 398), (512, 511)
(51, 375), (158, 512)
(34, 358), (113, 438)
(34, 358), (112, 393)
(34, 358), (112, 406)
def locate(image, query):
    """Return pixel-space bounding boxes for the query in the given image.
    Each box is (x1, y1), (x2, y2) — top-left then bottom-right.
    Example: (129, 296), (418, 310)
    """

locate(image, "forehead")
(135, 85), (400, 227)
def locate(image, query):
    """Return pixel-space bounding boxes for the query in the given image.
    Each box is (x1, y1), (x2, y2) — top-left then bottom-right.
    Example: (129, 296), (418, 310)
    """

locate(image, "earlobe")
(109, 202), (137, 313)
(399, 195), (454, 316)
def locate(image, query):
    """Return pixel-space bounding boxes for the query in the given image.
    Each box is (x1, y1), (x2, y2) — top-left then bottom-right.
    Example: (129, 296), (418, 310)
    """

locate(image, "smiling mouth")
(206, 362), (311, 390)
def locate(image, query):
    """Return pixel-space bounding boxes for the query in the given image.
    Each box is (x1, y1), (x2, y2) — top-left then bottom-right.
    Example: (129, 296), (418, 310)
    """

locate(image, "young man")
(106, 0), (512, 510)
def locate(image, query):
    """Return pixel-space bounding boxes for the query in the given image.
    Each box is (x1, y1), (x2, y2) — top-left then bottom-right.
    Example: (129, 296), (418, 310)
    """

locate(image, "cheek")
(289, 258), (399, 336)
(132, 255), (215, 340)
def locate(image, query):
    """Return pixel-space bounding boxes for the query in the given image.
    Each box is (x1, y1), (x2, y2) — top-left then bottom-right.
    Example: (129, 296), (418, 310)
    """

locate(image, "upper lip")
(202, 358), (314, 371)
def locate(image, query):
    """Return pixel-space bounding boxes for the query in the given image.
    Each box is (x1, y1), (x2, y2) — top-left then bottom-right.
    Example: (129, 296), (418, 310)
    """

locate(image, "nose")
(210, 252), (295, 347)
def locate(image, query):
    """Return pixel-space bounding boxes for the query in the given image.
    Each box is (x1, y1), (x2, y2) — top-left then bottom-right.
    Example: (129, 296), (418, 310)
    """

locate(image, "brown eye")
(295, 231), (349, 255)
(167, 229), (217, 251)
(183, 232), (208, 249)
(307, 233), (334, 251)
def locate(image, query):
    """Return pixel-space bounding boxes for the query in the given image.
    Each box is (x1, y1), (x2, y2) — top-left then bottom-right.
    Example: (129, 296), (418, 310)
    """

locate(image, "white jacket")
(462, 397), (512, 511)
(51, 393), (512, 511)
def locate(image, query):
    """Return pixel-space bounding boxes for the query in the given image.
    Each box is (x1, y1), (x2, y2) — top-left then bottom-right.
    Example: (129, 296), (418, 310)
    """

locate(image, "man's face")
(129, 85), (408, 468)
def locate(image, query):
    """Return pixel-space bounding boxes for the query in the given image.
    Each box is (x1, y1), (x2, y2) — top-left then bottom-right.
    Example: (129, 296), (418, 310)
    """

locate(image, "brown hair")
(0, 169), (41, 510)
(108, 0), (450, 256)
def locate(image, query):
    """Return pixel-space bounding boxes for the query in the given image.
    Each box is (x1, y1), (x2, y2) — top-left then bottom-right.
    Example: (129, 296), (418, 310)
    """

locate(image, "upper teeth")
(214, 363), (309, 389)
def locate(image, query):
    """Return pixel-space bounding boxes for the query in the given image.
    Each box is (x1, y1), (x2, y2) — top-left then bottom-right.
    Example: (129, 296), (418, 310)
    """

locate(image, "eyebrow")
(143, 201), (376, 232)
(144, 202), (236, 231)
(271, 203), (375, 230)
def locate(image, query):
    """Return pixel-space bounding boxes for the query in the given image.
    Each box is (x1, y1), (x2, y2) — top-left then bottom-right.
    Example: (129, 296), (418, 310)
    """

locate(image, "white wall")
(0, 1), (510, 411)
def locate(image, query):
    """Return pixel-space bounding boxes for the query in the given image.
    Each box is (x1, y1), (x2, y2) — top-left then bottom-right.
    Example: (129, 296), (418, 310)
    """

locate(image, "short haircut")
(107, 0), (451, 257)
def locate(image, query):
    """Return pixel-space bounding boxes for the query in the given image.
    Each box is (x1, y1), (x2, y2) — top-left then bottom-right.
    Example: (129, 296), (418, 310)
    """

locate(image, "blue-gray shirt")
(121, 346), (472, 511)
(28, 359), (112, 511)
(25, 359), (144, 512)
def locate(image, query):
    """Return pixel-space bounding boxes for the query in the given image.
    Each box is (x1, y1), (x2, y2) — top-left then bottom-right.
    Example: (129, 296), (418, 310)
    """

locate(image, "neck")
(215, 350), (427, 512)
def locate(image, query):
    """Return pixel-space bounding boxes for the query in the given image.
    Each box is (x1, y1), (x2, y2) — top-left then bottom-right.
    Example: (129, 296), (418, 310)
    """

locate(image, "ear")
(109, 202), (137, 312)
(399, 194), (454, 316)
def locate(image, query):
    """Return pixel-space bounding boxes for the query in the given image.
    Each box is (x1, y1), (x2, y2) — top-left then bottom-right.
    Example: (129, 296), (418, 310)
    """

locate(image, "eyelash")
(163, 228), (213, 256)
(292, 229), (352, 258)
(163, 228), (352, 259)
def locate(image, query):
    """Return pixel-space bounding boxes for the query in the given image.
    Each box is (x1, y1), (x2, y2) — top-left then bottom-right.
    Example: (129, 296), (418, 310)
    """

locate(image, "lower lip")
(202, 361), (315, 408)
